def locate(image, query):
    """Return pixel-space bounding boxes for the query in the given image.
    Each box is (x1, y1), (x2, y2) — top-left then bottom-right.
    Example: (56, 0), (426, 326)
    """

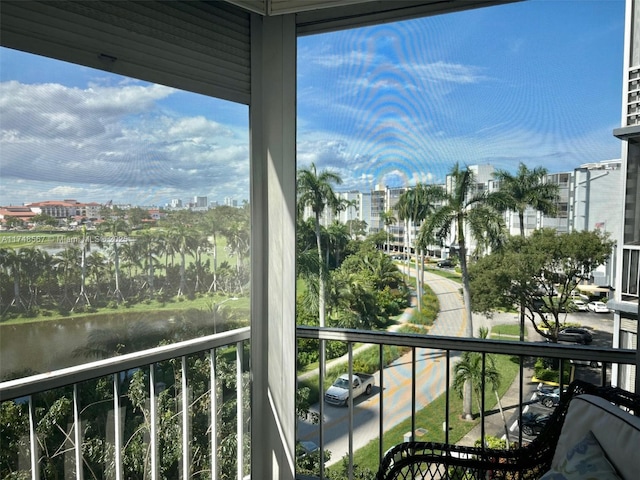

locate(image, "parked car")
(437, 259), (454, 268)
(557, 327), (593, 344)
(570, 358), (603, 368)
(587, 301), (610, 313)
(324, 373), (375, 406)
(520, 411), (550, 436)
(570, 299), (588, 312)
(536, 385), (562, 408)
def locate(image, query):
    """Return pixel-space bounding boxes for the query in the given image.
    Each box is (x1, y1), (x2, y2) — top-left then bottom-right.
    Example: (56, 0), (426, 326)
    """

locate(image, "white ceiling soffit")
(1, 0), (252, 104)
(225, 0), (520, 35)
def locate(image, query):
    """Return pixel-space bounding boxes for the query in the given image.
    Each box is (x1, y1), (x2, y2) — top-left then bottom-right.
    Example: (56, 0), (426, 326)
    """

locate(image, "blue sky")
(0, 0), (626, 206)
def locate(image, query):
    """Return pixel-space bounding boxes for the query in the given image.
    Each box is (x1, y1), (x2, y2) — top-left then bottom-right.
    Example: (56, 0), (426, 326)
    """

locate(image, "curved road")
(297, 267), (470, 466)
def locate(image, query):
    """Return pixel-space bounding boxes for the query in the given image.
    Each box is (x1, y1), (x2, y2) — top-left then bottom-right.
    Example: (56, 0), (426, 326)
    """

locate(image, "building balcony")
(1, 325), (636, 479)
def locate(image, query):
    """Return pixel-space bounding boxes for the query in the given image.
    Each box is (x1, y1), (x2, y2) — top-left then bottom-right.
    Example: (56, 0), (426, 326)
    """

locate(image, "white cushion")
(541, 430), (621, 479)
(551, 394), (640, 480)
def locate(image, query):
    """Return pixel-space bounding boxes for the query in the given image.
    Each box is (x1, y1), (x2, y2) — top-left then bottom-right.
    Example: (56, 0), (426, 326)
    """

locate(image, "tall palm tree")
(74, 225), (91, 309)
(100, 218), (129, 302)
(488, 163), (559, 343)
(0, 247), (27, 312)
(380, 210), (397, 255)
(168, 223), (199, 296)
(419, 164), (504, 419)
(489, 162), (559, 238)
(136, 230), (161, 299)
(396, 183), (438, 311)
(297, 162), (342, 331)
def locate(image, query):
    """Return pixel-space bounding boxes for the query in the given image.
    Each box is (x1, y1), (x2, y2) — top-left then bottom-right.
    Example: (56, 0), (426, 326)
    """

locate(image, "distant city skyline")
(0, 1), (625, 206)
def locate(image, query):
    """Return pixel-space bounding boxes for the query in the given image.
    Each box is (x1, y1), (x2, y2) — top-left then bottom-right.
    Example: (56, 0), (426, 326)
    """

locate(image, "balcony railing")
(0, 327), (250, 480)
(1, 326), (637, 479)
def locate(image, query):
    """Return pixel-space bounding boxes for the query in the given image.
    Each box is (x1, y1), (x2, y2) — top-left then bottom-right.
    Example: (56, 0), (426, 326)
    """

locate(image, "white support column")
(149, 364), (158, 480)
(28, 396), (39, 480)
(250, 12), (298, 480)
(73, 384), (83, 480)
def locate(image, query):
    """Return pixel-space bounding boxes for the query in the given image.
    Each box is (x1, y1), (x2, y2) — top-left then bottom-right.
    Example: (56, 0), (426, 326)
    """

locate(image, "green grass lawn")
(0, 293), (250, 326)
(490, 323), (527, 339)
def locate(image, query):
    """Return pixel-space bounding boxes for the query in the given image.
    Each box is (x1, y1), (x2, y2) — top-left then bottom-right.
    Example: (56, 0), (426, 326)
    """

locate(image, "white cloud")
(0, 80), (249, 206)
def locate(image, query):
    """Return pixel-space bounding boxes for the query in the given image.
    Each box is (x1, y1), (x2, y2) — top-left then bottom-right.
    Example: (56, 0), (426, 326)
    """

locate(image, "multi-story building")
(25, 199), (104, 224)
(612, 0), (640, 393)
(194, 195), (208, 209)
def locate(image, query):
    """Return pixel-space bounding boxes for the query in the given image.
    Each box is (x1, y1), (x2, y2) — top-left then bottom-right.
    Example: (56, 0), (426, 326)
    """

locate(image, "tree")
(395, 183), (438, 311)
(32, 213), (58, 228)
(452, 330), (501, 426)
(100, 218), (130, 302)
(470, 229), (615, 342)
(380, 210), (397, 255)
(418, 164), (504, 336)
(0, 247), (27, 312)
(297, 162), (342, 333)
(4, 216), (24, 230)
(487, 162), (560, 341)
(167, 223), (199, 297)
(489, 163), (559, 238)
(326, 221), (350, 268)
(418, 164), (505, 419)
(74, 225), (92, 309)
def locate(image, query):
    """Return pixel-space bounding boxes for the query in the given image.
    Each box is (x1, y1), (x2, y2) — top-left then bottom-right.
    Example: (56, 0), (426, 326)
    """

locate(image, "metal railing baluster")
(211, 348), (218, 480)
(150, 364), (158, 480)
(236, 341), (244, 480)
(182, 356), (189, 480)
(114, 373), (122, 480)
(73, 383), (83, 480)
(28, 395), (38, 480)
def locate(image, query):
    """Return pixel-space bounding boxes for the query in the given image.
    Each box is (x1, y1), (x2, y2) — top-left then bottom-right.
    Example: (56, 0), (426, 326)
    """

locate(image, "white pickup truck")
(324, 373), (375, 406)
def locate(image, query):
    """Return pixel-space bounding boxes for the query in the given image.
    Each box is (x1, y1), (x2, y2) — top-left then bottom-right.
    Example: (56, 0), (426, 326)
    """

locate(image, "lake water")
(0, 309), (222, 380)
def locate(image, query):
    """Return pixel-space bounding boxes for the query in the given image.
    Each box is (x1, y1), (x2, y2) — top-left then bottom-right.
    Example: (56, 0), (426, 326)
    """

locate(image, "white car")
(571, 300), (588, 312)
(587, 301), (610, 313)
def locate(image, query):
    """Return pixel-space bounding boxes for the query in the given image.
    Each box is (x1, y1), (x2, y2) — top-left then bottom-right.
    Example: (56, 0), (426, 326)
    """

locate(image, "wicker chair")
(375, 380), (640, 480)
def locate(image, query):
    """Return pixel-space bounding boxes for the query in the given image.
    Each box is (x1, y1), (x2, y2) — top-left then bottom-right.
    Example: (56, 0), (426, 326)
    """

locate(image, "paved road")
(297, 267), (470, 465)
(296, 265), (615, 462)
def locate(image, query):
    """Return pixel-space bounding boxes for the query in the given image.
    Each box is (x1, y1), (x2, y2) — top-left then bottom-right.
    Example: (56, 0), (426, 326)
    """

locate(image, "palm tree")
(452, 347), (501, 426)
(0, 247), (27, 312)
(326, 221), (350, 268)
(419, 164), (504, 419)
(167, 223), (199, 297)
(488, 163), (559, 343)
(74, 225), (91, 309)
(380, 210), (397, 255)
(297, 162), (343, 332)
(100, 218), (129, 302)
(53, 246), (81, 309)
(396, 183), (438, 311)
(136, 230), (162, 299)
(489, 162), (559, 237)
(204, 207), (225, 293)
